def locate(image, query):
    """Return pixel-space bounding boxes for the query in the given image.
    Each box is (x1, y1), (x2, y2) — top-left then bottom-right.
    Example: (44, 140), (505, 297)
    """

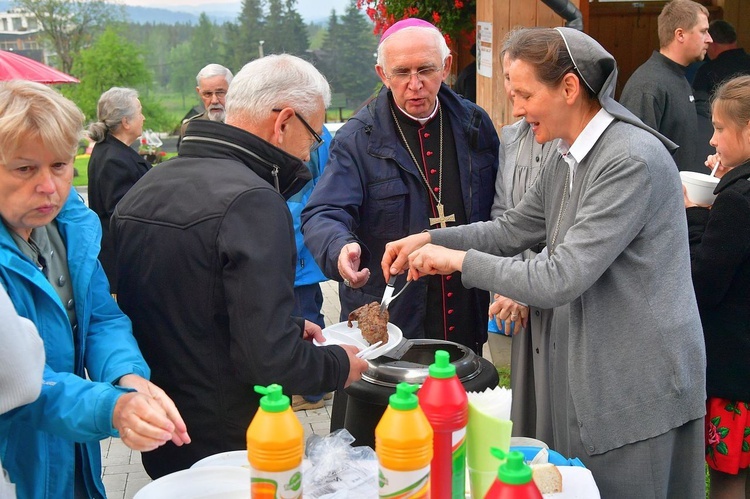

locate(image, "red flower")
(359, 0), (476, 40)
(707, 420), (720, 446)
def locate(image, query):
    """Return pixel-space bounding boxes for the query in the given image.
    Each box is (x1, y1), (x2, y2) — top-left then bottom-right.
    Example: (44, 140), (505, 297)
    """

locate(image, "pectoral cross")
(429, 203), (456, 228)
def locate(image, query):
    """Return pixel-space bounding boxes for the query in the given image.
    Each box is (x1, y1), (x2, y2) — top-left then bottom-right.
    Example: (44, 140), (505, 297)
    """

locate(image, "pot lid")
(361, 339), (481, 387)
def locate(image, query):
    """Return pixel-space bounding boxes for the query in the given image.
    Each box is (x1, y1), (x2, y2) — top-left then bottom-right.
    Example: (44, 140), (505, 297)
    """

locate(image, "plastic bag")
(303, 429), (378, 498)
(141, 129), (163, 149)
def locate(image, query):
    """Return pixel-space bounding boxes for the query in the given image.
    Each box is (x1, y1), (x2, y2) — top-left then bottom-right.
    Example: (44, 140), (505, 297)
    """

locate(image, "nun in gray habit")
(383, 28), (707, 497)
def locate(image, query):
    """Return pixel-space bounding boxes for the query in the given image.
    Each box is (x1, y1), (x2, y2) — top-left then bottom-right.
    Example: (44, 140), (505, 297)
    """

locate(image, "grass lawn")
(73, 153), (177, 188)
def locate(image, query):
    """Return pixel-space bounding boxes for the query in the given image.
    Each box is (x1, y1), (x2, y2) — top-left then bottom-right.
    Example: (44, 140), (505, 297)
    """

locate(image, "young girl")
(685, 75), (750, 499)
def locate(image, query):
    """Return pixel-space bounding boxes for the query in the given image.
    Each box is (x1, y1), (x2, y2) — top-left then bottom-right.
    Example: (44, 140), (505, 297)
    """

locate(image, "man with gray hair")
(112, 54), (368, 478)
(620, 0), (712, 172)
(302, 19), (499, 355)
(177, 63), (233, 148)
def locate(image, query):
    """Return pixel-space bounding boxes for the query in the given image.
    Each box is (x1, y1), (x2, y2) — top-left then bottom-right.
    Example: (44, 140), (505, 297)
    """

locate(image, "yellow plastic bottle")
(246, 384), (304, 499)
(375, 382), (433, 498)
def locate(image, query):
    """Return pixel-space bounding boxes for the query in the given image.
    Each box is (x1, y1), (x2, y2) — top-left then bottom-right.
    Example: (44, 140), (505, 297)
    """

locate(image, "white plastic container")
(680, 171), (720, 206)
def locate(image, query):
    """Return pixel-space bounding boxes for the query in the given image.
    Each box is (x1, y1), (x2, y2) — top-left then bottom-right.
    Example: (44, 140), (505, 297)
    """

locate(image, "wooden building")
(472, 0), (749, 133)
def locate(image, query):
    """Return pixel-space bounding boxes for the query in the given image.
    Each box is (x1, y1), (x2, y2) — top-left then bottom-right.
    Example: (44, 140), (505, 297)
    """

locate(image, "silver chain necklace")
(390, 104), (455, 227)
(549, 166), (570, 256)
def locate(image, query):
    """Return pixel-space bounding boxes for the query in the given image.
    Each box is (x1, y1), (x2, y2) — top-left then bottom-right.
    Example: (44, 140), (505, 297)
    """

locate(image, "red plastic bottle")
(418, 350), (468, 499)
(483, 448), (542, 499)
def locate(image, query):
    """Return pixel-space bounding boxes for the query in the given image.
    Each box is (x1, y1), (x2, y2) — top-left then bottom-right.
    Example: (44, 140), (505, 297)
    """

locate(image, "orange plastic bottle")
(246, 384), (304, 499)
(375, 382), (433, 498)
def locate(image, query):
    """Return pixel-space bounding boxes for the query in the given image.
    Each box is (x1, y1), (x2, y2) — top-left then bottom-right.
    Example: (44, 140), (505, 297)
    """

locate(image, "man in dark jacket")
(112, 54), (368, 478)
(302, 19), (500, 354)
(693, 20), (750, 118)
(620, 0), (712, 172)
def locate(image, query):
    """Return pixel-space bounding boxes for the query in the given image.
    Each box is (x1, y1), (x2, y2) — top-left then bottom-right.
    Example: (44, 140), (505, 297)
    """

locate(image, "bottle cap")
(389, 382), (419, 410)
(491, 448), (533, 485)
(428, 349), (456, 379)
(254, 384), (290, 413)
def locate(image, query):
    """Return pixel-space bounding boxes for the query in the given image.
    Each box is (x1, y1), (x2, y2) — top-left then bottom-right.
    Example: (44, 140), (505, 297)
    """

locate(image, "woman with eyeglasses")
(87, 87), (151, 294)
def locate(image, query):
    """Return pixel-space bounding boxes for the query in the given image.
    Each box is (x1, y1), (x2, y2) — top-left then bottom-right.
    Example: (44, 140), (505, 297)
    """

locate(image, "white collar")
(558, 108), (615, 164)
(556, 108), (614, 192)
(395, 99), (440, 125)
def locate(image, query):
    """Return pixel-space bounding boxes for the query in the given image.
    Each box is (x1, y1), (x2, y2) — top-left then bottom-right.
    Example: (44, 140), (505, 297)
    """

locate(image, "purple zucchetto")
(379, 18), (440, 44)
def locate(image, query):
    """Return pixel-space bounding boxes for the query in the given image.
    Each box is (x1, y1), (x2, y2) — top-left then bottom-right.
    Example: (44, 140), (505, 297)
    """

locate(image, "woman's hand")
(117, 374), (190, 449)
(382, 233), (431, 281)
(405, 244), (465, 281)
(489, 294), (529, 336)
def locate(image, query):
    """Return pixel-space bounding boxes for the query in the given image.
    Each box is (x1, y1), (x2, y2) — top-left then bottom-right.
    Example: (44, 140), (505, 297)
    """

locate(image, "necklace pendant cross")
(429, 203), (456, 228)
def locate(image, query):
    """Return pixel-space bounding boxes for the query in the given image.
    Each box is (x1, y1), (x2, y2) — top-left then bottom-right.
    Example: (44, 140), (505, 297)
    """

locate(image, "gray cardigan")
(431, 120), (706, 455)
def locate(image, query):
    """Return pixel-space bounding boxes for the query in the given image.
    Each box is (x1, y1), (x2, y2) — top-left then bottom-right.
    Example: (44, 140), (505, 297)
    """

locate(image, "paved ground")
(77, 186), (511, 497)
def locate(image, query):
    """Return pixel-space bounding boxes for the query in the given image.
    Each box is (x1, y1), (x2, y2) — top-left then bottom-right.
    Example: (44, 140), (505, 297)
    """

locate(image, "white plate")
(134, 466), (249, 499)
(314, 321), (403, 359)
(191, 450), (248, 469)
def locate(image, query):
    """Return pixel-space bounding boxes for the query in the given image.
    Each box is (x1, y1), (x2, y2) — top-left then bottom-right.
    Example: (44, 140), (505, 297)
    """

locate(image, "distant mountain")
(158, 2), (240, 18)
(0, 0), (350, 26)
(123, 5), (238, 25)
(0, 1), (235, 26)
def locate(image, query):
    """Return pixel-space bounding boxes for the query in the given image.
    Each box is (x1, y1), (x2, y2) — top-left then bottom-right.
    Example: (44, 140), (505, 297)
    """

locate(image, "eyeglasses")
(200, 90), (227, 100)
(272, 108), (324, 153)
(385, 65), (444, 84)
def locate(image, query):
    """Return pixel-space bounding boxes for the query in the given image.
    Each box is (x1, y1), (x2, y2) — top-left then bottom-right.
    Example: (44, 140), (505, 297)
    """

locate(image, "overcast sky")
(118, 0), (354, 22)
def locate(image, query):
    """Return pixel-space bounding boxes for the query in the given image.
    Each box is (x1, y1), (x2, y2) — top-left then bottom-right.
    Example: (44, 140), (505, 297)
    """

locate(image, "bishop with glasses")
(302, 18), (500, 354)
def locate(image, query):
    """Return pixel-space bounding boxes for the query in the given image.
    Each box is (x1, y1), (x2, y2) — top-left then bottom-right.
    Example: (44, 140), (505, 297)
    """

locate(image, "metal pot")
(339, 339), (499, 448)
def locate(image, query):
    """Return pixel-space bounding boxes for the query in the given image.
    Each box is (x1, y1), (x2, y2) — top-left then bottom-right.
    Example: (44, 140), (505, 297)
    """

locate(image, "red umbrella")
(0, 50), (78, 84)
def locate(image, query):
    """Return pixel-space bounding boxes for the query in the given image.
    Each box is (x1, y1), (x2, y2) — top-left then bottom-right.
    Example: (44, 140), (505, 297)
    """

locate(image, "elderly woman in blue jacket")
(0, 81), (190, 499)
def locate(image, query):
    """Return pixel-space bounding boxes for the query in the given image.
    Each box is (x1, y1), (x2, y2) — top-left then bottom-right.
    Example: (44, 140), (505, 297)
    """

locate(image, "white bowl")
(680, 171), (719, 205)
(134, 466), (249, 498)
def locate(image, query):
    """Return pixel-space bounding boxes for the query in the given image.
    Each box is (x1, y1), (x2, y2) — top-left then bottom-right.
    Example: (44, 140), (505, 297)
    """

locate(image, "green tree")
(13, 0), (124, 74)
(168, 41), (198, 106)
(281, 0), (309, 56)
(190, 13), (221, 68)
(320, 2), (379, 107)
(319, 11), (342, 90)
(260, 0), (308, 57)
(226, 0), (264, 70)
(63, 27), (166, 128)
(262, 0), (284, 55)
(307, 22), (326, 51)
